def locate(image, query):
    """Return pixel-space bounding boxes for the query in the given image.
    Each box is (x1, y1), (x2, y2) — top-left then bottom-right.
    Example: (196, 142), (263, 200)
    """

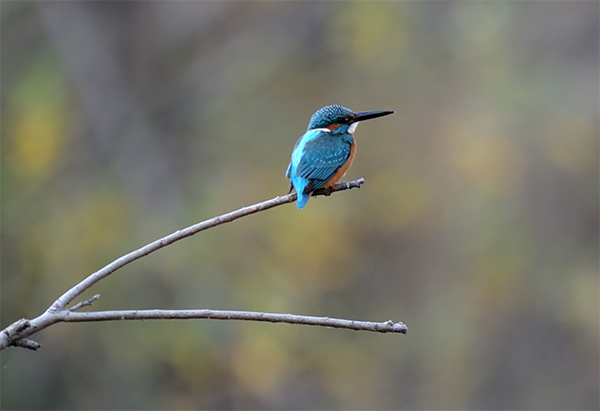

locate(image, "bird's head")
(307, 105), (394, 133)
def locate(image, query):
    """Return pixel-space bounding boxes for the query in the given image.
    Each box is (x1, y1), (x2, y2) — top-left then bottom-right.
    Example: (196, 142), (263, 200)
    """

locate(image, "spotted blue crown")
(307, 105), (354, 130)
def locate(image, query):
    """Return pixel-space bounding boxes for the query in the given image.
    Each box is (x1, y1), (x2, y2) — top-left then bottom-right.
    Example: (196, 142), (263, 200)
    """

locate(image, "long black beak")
(350, 110), (394, 123)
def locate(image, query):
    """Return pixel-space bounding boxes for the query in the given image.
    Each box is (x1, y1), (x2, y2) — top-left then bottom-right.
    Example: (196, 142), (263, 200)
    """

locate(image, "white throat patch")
(348, 122), (359, 134)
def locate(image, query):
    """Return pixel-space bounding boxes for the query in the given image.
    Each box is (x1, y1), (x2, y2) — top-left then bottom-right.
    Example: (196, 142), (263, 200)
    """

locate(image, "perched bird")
(286, 104), (394, 209)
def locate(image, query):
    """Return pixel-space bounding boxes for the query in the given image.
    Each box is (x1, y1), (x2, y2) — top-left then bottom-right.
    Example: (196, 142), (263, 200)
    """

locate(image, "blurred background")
(1, 1), (598, 410)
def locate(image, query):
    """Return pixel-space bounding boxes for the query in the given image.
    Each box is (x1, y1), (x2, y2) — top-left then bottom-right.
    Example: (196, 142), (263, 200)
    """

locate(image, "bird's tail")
(296, 192), (310, 209)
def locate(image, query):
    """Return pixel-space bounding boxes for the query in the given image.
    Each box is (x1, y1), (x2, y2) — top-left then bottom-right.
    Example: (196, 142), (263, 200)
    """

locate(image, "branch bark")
(1, 178), (407, 351)
(59, 309), (407, 333)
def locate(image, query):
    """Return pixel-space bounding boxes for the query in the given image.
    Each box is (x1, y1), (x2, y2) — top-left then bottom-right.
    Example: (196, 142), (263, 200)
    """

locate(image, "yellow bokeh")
(10, 106), (66, 183)
(231, 330), (289, 396)
(7, 56), (70, 186)
(330, 2), (409, 71)
(266, 207), (357, 292)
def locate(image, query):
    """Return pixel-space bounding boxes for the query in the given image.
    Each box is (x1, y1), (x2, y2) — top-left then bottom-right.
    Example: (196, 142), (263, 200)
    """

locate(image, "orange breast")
(324, 141), (356, 188)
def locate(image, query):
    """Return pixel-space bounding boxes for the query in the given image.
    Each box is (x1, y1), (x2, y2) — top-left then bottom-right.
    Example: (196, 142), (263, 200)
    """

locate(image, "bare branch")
(1, 319), (44, 351)
(0, 179), (405, 352)
(58, 309), (408, 334)
(13, 338), (42, 351)
(69, 294), (101, 312)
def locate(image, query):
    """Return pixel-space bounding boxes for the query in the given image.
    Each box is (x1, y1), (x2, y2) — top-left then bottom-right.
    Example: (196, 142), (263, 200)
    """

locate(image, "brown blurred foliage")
(1, 2), (598, 409)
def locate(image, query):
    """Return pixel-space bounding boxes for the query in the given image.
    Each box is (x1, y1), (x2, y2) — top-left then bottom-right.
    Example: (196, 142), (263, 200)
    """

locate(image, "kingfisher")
(286, 104), (394, 209)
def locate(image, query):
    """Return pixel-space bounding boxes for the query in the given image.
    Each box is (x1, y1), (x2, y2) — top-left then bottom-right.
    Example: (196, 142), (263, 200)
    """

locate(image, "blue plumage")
(286, 128), (352, 209)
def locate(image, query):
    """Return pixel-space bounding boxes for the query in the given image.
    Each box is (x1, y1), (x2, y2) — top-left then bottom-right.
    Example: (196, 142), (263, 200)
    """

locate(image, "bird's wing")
(285, 162), (291, 178)
(295, 132), (352, 194)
